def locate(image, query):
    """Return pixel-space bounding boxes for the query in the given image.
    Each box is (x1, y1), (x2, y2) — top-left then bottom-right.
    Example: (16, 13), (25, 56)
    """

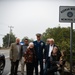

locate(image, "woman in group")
(47, 46), (61, 75)
(24, 42), (36, 75)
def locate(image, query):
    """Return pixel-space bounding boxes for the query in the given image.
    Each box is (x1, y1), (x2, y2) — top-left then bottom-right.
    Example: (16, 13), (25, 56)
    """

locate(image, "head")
(50, 38), (54, 45)
(29, 42), (34, 49)
(36, 33), (41, 41)
(46, 38), (51, 44)
(24, 38), (29, 45)
(16, 38), (20, 44)
(52, 46), (58, 54)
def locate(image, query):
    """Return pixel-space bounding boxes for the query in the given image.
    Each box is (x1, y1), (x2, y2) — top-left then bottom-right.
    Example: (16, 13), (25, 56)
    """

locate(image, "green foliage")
(22, 36), (34, 43)
(3, 33), (16, 47)
(22, 36), (28, 42)
(42, 26), (75, 61)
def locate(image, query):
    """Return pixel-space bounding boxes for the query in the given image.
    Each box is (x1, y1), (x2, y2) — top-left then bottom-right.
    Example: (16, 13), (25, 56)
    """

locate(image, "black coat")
(44, 44), (61, 62)
(33, 40), (45, 60)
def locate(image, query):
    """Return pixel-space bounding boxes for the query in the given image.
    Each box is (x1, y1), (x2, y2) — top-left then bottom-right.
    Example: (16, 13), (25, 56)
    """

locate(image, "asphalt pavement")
(1, 49), (75, 75)
(0, 49), (40, 75)
(0, 49), (9, 58)
(2, 58), (10, 75)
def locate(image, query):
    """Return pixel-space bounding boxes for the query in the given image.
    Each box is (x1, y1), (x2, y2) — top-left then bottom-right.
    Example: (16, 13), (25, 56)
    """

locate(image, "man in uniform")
(33, 33), (45, 75)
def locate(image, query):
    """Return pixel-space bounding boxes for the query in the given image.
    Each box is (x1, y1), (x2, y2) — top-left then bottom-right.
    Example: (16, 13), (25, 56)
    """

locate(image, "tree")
(3, 33), (16, 48)
(22, 36), (34, 43)
(42, 26), (75, 61)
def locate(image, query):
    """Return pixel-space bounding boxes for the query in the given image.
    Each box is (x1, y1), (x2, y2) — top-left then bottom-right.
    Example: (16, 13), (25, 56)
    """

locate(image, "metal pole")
(8, 28), (11, 47)
(70, 22), (73, 75)
(8, 26), (14, 47)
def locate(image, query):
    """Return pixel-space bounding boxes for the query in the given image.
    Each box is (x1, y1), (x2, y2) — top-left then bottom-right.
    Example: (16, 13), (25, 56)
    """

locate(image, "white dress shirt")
(48, 45), (53, 57)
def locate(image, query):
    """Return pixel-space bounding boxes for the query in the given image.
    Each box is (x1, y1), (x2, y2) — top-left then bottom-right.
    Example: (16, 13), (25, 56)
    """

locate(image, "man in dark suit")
(9, 38), (22, 75)
(33, 33), (45, 75)
(44, 38), (61, 75)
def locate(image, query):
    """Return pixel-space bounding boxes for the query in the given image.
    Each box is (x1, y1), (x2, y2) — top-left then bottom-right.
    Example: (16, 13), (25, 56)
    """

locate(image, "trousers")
(10, 60), (19, 75)
(21, 57), (26, 74)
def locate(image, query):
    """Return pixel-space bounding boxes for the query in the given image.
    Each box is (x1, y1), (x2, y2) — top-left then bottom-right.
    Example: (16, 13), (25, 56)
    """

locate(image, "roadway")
(0, 49), (22, 75)
(1, 49), (73, 75)
(0, 49), (40, 75)
(0, 49), (10, 75)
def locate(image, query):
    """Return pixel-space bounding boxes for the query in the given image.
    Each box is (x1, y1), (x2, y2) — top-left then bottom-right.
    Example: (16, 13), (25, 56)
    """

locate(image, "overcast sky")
(0, 0), (75, 46)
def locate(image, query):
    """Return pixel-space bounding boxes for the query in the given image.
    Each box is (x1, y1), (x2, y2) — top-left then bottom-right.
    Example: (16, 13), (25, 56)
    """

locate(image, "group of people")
(9, 33), (65, 75)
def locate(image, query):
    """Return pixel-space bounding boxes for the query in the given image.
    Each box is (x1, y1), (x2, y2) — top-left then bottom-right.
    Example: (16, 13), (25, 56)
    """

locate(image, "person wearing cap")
(33, 33), (45, 75)
(21, 38), (29, 75)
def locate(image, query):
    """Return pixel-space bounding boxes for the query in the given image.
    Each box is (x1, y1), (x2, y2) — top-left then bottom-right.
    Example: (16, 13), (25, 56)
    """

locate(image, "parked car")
(0, 54), (5, 75)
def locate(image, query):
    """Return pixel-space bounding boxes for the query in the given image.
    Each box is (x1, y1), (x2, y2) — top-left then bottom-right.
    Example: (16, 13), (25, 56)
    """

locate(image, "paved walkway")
(18, 63), (40, 71)
(7, 72), (37, 75)
(7, 63), (40, 75)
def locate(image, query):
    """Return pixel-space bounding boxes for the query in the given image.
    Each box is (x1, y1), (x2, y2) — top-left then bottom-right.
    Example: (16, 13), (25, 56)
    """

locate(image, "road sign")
(59, 6), (75, 75)
(59, 6), (75, 22)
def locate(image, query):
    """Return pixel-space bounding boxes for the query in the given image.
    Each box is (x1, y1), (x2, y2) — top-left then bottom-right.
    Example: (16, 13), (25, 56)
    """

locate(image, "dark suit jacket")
(44, 44), (61, 61)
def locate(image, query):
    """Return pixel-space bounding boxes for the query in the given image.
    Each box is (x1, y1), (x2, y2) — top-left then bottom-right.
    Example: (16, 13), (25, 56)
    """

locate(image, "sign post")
(70, 22), (73, 75)
(59, 6), (75, 75)
(59, 6), (75, 22)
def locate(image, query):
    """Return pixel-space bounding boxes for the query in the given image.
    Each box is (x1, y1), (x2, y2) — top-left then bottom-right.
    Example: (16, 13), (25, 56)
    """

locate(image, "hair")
(50, 38), (54, 42)
(53, 46), (58, 50)
(29, 42), (34, 47)
(24, 38), (28, 41)
(16, 38), (20, 41)
(61, 50), (66, 57)
(47, 38), (51, 41)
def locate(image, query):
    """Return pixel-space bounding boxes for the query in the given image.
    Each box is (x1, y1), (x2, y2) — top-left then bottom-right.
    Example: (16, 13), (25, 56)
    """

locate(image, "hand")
(57, 64), (60, 67)
(59, 60), (63, 65)
(22, 57), (25, 61)
(10, 59), (13, 61)
(43, 59), (45, 63)
(57, 64), (61, 70)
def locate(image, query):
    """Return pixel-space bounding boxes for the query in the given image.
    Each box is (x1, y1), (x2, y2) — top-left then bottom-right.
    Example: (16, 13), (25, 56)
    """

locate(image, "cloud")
(0, 0), (75, 46)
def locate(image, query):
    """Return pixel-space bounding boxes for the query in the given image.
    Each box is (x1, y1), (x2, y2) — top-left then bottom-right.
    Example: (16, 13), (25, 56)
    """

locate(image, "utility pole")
(8, 26), (14, 47)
